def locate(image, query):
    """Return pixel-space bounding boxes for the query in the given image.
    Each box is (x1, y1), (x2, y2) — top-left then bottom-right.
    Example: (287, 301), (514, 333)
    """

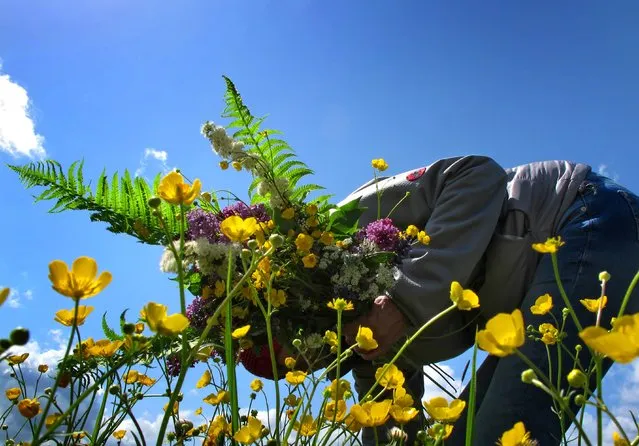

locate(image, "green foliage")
(220, 75), (332, 206)
(101, 312), (124, 341)
(7, 159), (181, 245)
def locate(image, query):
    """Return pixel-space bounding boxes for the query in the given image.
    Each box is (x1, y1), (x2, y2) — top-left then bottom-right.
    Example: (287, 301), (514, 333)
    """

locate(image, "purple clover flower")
(219, 202), (270, 223)
(186, 208), (221, 243)
(364, 218), (401, 251)
(186, 296), (211, 330)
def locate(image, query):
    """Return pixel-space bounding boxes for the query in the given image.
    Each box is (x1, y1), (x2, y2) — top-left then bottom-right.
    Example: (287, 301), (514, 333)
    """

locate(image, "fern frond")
(8, 161), (181, 245)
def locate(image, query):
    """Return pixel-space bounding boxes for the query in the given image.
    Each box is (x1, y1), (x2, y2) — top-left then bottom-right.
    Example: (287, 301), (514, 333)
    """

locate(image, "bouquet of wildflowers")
(155, 78), (431, 376)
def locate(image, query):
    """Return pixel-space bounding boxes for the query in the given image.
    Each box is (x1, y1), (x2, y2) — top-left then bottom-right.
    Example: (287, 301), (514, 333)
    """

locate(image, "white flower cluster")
(330, 254), (370, 296)
(318, 245), (345, 270)
(159, 238), (240, 279)
(201, 121), (246, 162)
(159, 240), (197, 273)
(257, 177), (290, 209)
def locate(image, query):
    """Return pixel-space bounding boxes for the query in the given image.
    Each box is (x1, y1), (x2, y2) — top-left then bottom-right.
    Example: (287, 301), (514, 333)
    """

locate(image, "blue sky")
(1, 0), (639, 444)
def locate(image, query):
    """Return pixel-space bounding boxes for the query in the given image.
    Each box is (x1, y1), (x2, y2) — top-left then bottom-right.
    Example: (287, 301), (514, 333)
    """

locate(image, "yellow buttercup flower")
(390, 405), (418, 425)
(350, 399), (392, 427)
(196, 370), (212, 389)
(281, 207), (295, 220)
(8, 353), (29, 365)
(343, 413), (363, 433)
(206, 415), (230, 443)
(405, 225), (419, 237)
(417, 230), (431, 245)
(302, 253), (318, 268)
(327, 297), (354, 312)
(45, 413), (62, 429)
(497, 421), (535, 446)
(579, 313), (639, 363)
(231, 325), (251, 339)
(250, 379), (263, 392)
(38, 364), (49, 373)
(476, 309), (525, 357)
(324, 399), (347, 422)
(214, 280), (226, 298)
(5, 387), (21, 401)
(220, 216), (258, 243)
(157, 171), (201, 206)
(203, 390), (230, 405)
(266, 289), (286, 307)
(580, 295), (608, 313)
(530, 294), (553, 315)
(54, 305), (94, 327)
(284, 357), (296, 370)
(375, 364), (405, 389)
(137, 374), (156, 386)
(324, 330), (338, 348)
(539, 323), (559, 345)
(613, 431), (630, 446)
(356, 326), (379, 351)
(371, 158), (389, 171)
(17, 398), (41, 418)
(320, 231), (334, 245)
(449, 281), (480, 310)
(284, 393), (300, 407)
(423, 397), (466, 423)
(87, 339), (123, 358)
(219, 161), (229, 170)
(48, 256), (112, 300)
(0, 287), (9, 306)
(428, 423), (453, 440)
(532, 236), (565, 254)
(286, 370), (307, 385)
(124, 370), (139, 384)
(231, 161), (242, 171)
(326, 378), (351, 400)
(143, 302), (190, 336)
(294, 415), (318, 436)
(393, 386), (414, 408)
(233, 416), (263, 444)
(295, 233), (314, 252)
(113, 430), (127, 441)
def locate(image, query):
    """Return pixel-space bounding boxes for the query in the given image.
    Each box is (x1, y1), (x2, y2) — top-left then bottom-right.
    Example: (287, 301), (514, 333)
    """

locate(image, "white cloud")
(0, 62), (46, 159)
(598, 164), (620, 182)
(423, 363), (461, 401)
(0, 287), (35, 308)
(135, 148), (170, 177)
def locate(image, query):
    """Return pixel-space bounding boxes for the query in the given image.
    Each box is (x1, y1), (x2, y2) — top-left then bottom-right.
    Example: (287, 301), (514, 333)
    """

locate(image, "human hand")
(342, 295), (408, 361)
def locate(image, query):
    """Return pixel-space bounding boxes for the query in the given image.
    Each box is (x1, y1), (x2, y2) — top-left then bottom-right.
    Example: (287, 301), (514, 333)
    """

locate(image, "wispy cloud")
(0, 61), (46, 159)
(598, 164), (620, 182)
(0, 287), (34, 308)
(135, 148), (170, 177)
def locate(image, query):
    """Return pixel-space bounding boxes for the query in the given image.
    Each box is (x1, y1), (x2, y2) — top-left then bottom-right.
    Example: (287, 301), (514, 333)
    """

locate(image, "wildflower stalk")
(224, 247), (240, 438)
(335, 308), (343, 420)
(618, 270), (639, 318)
(90, 374), (113, 443)
(361, 303), (457, 401)
(514, 350), (592, 446)
(464, 337), (479, 446)
(550, 253), (583, 332)
(386, 192), (410, 219)
(32, 298), (80, 443)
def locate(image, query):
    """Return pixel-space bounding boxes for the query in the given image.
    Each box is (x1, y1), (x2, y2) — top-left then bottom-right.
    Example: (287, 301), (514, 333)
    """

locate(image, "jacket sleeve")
(341, 156), (508, 329)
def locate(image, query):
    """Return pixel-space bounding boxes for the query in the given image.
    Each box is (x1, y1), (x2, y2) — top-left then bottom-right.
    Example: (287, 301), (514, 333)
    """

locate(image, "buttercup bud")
(2, 424), (8, 430)
(416, 430), (428, 442)
(521, 369), (537, 384)
(268, 234), (284, 248)
(567, 369), (588, 389)
(241, 249), (252, 262)
(10, 327), (30, 346)
(261, 427), (270, 437)
(292, 339), (302, 349)
(599, 271), (611, 282)
(201, 192), (212, 203)
(147, 197), (162, 208)
(167, 433), (176, 442)
(240, 415), (248, 423)
(6, 440), (15, 446)
(574, 394), (586, 406)
(176, 393), (184, 402)
(44, 387), (53, 395)
(122, 323), (136, 335)
(267, 439), (278, 446)
(251, 409), (258, 417)
(575, 345), (582, 352)
(0, 339), (11, 350)
(247, 239), (259, 251)
(109, 385), (120, 395)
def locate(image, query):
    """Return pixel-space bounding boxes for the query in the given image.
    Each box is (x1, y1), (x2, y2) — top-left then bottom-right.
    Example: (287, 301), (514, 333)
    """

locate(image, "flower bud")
(122, 323), (136, 335)
(6, 440), (15, 446)
(599, 271), (611, 282)
(201, 192), (212, 203)
(416, 430), (428, 442)
(44, 387), (53, 395)
(521, 369), (537, 384)
(267, 439), (278, 446)
(250, 392), (256, 400)
(0, 338), (11, 350)
(292, 339), (302, 349)
(562, 308), (570, 319)
(176, 393), (184, 402)
(575, 345), (582, 352)
(268, 234), (284, 248)
(9, 328), (29, 346)
(192, 428), (201, 436)
(136, 393), (144, 400)
(1, 424), (8, 430)
(343, 390), (353, 400)
(167, 432), (176, 442)
(261, 427), (270, 437)
(251, 409), (258, 417)
(240, 415), (248, 423)
(109, 385), (120, 395)
(148, 197), (162, 208)
(247, 239), (259, 251)
(574, 394), (586, 406)
(241, 249), (252, 262)
(567, 369), (588, 389)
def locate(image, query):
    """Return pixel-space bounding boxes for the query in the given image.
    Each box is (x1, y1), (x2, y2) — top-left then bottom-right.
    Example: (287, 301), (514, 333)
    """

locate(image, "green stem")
(90, 374), (112, 443)
(361, 304), (457, 401)
(224, 248), (239, 440)
(618, 270), (639, 318)
(596, 356), (603, 446)
(464, 338), (478, 446)
(32, 299), (80, 443)
(551, 253), (583, 332)
(386, 192), (411, 219)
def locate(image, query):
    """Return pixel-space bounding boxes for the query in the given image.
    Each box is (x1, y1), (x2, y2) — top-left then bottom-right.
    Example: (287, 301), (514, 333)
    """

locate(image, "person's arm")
(341, 156), (508, 358)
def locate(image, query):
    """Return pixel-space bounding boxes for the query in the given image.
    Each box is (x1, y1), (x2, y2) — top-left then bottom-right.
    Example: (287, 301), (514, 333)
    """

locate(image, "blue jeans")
(448, 171), (639, 445)
(354, 171), (639, 445)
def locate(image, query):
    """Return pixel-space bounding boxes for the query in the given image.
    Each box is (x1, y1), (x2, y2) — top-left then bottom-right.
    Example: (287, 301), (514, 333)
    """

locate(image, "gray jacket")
(338, 155), (591, 365)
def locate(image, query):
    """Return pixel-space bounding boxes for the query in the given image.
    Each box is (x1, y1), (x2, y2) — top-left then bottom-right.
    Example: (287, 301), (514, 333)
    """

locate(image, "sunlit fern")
(7, 159), (180, 245)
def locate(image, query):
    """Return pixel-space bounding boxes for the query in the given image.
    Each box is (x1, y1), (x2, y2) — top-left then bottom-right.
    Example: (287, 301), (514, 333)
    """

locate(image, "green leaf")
(363, 252), (396, 266)
(326, 197), (365, 235)
(101, 312), (124, 341)
(119, 309), (129, 334)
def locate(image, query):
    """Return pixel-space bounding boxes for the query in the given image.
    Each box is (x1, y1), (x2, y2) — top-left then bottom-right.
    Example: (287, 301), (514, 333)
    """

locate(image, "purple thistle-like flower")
(186, 208), (221, 243)
(364, 218), (401, 251)
(219, 202), (270, 222)
(186, 296), (212, 330)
